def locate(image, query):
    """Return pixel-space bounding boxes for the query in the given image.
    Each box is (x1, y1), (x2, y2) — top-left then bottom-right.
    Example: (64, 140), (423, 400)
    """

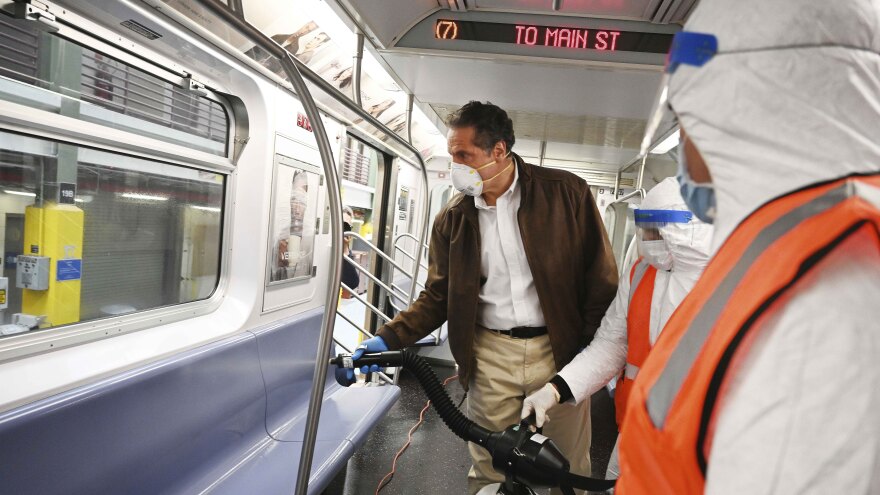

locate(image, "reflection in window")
(0, 130), (223, 337)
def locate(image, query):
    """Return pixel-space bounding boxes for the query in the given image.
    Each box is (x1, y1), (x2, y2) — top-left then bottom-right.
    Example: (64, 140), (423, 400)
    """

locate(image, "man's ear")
(494, 141), (507, 160)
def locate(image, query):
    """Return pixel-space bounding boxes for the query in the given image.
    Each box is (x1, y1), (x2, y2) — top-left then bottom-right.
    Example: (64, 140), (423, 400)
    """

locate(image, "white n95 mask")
(638, 239), (674, 271)
(450, 154), (512, 197)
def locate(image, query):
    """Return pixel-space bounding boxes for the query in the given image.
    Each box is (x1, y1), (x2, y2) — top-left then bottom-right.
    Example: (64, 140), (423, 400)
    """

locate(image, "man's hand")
(521, 383), (561, 428)
(334, 336), (389, 386)
(352, 335), (388, 361)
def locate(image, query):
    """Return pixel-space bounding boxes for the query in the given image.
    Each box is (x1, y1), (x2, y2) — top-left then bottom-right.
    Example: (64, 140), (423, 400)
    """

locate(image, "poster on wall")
(238, 0), (444, 157)
(267, 155), (322, 285)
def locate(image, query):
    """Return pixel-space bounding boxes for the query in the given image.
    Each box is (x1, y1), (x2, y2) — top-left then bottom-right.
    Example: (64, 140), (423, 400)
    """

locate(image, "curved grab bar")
(343, 256), (410, 305)
(609, 188), (646, 205)
(193, 3), (343, 493)
(393, 246), (429, 271)
(394, 232), (429, 250)
(340, 281), (392, 323)
(345, 231), (412, 275)
(279, 53), (343, 495)
(190, 5), (431, 492)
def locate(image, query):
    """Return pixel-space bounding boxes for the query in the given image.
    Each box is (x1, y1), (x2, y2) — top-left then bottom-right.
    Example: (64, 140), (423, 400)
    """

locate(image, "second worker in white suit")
(521, 177), (713, 474)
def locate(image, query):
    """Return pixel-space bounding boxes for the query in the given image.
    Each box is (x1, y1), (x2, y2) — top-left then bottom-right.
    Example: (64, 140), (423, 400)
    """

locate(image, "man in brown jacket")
(354, 101), (618, 494)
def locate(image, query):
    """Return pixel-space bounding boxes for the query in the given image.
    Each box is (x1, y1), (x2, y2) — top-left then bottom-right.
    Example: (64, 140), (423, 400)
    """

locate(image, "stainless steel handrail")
(611, 155), (648, 204)
(189, 6), (430, 493)
(393, 232), (429, 275)
(340, 281), (392, 324)
(393, 246), (429, 272)
(610, 188), (646, 205)
(193, 4), (343, 494)
(278, 47), (430, 310)
(279, 51), (343, 495)
(352, 31), (364, 107)
(188, 0), (431, 309)
(395, 232), (429, 251)
(346, 230), (425, 308)
(343, 256), (409, 305)
(345, 231), (414, 278)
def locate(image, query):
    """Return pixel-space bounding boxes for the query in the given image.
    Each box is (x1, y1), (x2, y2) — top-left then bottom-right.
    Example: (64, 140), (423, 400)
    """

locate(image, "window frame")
(0, 9), (238, 363)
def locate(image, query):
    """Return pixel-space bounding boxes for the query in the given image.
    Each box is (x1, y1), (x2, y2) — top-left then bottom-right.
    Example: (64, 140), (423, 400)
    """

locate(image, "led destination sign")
(435, 19), (673, 54)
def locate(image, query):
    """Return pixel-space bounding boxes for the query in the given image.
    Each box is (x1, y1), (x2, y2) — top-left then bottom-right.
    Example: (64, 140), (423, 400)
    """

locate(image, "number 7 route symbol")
(436, 21), (459, 40)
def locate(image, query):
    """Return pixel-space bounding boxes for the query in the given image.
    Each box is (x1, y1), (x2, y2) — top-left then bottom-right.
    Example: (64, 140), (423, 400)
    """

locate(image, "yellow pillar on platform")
(21, 203), (84, 327)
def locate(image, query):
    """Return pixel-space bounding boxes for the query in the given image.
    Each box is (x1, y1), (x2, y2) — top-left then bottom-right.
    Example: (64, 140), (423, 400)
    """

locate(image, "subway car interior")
(0, 0), (877, 494)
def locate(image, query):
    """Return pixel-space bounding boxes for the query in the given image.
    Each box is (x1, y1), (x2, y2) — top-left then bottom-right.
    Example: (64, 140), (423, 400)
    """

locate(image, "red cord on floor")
(375, 374), (459, 494)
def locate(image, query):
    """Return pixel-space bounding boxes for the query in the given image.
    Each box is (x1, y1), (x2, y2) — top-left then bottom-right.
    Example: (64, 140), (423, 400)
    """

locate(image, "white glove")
(521, 383), (561, 428)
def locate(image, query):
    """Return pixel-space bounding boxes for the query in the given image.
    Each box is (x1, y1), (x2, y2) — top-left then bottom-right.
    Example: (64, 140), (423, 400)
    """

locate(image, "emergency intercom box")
(16, 256), (50, 290)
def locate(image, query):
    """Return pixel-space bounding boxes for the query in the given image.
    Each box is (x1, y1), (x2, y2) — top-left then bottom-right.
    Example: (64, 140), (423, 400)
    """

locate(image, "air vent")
(120, 19), (162, 40)
(446, 0), (468, 12)
(643, 0), (698, 24)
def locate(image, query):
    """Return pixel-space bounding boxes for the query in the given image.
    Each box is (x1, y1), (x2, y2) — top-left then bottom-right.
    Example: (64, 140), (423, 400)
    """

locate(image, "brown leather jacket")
(377, 155), (618, 387)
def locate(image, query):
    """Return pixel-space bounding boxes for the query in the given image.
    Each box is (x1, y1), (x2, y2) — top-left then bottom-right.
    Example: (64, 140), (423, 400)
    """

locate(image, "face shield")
(639, 31), (719, 157)
(634, 209), (694, 271)
(634, 209), (694, 241)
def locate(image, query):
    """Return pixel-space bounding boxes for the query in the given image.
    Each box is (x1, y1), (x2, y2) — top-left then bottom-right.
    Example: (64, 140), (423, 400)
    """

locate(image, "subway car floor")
(324, 361), (618, 495)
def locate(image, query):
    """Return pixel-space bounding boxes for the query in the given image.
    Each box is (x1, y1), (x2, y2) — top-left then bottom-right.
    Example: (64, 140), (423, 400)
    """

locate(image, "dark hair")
(446, 101), (515, 154)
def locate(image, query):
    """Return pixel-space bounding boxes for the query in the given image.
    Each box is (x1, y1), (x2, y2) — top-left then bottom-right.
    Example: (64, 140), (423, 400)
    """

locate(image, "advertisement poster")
(163, 0), (447, 155)
(268, 156), (321, 284)
(239, 0), (443, 156)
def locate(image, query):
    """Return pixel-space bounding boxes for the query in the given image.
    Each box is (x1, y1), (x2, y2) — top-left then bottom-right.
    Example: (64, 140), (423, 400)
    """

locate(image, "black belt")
(491, 326), (548, 339)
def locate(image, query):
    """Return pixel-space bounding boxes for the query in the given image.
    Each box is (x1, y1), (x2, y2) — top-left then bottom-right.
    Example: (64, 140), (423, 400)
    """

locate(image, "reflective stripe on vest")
(646, 184), (853, 428)
(617, 176), (880, 495)
(628, 260), (652, 308)
(624, 363), (640, 380)
(614, 258), (657, 426)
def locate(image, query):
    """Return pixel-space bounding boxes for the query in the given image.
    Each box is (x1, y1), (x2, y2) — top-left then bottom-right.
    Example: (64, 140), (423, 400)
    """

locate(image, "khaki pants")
(467, 329), (592, 495)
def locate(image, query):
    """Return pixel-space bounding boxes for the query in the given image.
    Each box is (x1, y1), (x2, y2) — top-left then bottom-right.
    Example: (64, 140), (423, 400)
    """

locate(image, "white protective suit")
(669, 0), (880, 493)
(556, 177), (713, 403)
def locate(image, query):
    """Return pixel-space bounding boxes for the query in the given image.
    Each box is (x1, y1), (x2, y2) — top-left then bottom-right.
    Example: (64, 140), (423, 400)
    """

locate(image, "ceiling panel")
(472, 0), (653, 20)
(336, 0), (440, 47)
(433, 104), (644, 165)
(472, 0), (698, 23)
(386, 52), (662, 120)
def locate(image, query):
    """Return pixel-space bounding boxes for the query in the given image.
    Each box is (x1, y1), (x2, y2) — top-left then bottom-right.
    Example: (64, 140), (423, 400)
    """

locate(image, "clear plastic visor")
(639, 31), (719, 156)
(634, 209), (692, 241)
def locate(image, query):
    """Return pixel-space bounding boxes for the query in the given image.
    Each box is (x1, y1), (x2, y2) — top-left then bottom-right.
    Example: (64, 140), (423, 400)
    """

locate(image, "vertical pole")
(405, 93), (414, 145)
(277, 53), (344, 495)
(636, 154), (647, 191)
(189, 6), (431, 491)
(352, 31), (364, 107)
(538, 140), (546, 167)
(613, 170), (621, 198)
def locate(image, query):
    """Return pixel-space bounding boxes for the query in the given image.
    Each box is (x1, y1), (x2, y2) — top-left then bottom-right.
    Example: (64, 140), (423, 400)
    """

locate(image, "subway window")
(0, 15), (229, 156)
(0, 130), (224, 338)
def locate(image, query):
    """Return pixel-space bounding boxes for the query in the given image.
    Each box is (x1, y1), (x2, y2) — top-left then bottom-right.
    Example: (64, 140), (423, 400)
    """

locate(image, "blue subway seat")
(413, 323), (449, 347)
(0, 308), (399, 495)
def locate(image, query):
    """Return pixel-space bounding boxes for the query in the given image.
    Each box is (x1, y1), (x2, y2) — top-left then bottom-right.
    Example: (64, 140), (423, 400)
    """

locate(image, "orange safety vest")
(616, 174), (880, 495)
(614, 258), (657, 426)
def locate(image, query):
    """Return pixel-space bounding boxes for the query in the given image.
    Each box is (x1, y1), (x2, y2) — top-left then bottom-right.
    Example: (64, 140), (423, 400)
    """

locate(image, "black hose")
(331, 351), (615, 492)
(397, 350), (493, 447)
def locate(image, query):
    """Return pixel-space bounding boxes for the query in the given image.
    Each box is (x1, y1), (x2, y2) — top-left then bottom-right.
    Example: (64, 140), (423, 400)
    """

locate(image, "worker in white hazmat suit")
(615, 1), (880, 494)
(520, 177), (712, 476)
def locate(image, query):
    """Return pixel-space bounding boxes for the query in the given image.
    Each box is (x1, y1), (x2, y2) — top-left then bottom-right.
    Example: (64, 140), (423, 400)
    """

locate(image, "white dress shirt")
(473, 164), (546, 330)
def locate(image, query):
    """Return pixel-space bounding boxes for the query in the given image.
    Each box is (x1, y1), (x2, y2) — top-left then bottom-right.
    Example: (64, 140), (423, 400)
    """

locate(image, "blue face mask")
(676, 139), (716, 224)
